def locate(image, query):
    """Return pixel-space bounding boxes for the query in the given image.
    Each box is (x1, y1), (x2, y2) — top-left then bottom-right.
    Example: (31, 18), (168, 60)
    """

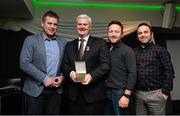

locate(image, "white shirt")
(78, 35), (89, 52)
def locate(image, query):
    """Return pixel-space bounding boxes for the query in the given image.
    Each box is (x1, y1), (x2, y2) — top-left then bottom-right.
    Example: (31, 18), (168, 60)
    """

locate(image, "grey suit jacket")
(20, 33), (67, 97)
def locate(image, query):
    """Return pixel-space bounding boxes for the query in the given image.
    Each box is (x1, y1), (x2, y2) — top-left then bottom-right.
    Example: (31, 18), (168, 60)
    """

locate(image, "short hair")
(76, 14), (92, 26)
(42, 10), (59, 23)
(108, 20), (123, 34)
(137, 23), (152, 33)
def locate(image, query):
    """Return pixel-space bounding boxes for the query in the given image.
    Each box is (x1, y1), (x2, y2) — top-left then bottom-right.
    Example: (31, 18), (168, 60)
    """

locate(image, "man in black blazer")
(62, 14), (110, 114)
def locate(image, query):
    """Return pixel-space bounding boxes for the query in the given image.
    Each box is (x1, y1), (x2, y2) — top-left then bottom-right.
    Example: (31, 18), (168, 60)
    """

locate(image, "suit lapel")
(57, 39), (62, 57)
(83, 36), (94, 60)
(74, 39), (79, 60)
(38, 34), (46, 66)
(56, 39), (63, 72)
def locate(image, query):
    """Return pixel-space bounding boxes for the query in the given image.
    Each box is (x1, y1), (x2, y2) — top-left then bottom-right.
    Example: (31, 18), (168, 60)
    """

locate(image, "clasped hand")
(43, 76), (63, 88)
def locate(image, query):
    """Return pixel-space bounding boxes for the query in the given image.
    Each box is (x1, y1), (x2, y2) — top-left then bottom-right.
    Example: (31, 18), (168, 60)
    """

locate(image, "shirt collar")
(112, 40), (123, 48)
(140, 42), (154, 50)
(42, 32), (57, 41)
(78, 35), (89, 42)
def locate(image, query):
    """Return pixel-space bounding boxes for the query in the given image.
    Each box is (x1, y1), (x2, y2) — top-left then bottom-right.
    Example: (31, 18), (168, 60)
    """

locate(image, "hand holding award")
(75, 61), (86, 82)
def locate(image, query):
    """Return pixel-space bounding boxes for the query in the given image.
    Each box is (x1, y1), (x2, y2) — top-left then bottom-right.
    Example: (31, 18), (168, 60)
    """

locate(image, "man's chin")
(47, 33), (55, 38)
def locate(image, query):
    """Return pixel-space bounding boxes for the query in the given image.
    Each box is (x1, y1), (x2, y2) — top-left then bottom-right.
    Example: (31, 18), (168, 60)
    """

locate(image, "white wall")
(167, 40), (180, 100)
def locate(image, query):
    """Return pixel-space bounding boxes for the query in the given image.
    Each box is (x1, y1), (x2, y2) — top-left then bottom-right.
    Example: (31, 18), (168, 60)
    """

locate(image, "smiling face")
(76, 18), (91, 38)
(137, 25), (153, 46)
(41, 16), (58, 38)
(108, 24), (123, 44)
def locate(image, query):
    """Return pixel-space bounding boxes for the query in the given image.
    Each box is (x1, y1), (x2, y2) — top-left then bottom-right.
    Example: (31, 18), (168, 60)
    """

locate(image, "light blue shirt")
(44, 37), (59, 81)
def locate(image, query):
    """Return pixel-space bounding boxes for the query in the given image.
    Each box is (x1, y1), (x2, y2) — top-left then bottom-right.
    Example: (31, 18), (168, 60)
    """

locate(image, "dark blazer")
(62, 36), (110, 103)
(20, 33), (67, 97)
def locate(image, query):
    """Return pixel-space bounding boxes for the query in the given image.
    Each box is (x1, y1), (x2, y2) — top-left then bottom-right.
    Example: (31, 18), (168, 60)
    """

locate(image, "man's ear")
(41, 21), (44, 27)
(151, 32), (154, 37)
(151, 32), (155, 43)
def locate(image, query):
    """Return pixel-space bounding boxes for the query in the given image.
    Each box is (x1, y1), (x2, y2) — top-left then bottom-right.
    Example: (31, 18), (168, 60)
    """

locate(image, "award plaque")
(75, 61), (86, 82)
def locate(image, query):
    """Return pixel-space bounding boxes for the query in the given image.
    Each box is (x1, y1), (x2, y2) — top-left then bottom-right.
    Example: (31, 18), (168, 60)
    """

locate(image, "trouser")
(105, 88), (129, 115)
(135, 89), (166, 115)
(69, 95), (105, 115)
(24, 88), (61, 115)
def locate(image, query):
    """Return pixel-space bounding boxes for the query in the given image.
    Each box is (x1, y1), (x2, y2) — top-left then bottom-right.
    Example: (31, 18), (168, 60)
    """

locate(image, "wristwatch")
(123, 93), (130, 98)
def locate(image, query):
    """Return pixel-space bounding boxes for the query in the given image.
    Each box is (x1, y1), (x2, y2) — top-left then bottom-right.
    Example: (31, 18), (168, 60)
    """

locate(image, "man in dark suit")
(20, 11), (67, 114)
(62, 14), (110, 114)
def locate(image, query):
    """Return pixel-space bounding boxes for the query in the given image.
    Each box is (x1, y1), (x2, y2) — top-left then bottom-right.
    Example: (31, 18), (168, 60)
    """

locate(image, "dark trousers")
(24, 88), (61, 115)
(105, 88), (130, 115)
(69, 95), (105, 115)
